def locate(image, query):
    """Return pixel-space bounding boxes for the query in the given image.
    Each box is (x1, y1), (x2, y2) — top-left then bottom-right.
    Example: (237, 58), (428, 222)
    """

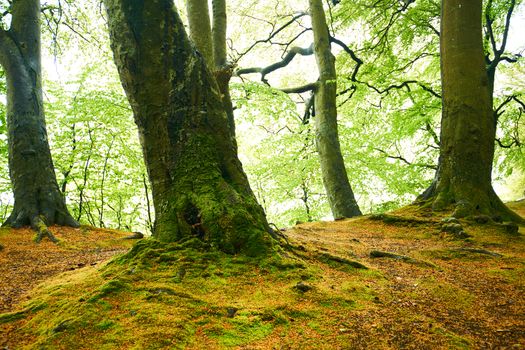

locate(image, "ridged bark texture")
(309, 0), (362, 219)
(418, 0), (522, 222)
(104, 0), (273, 255)
(0, 0), (78, 229)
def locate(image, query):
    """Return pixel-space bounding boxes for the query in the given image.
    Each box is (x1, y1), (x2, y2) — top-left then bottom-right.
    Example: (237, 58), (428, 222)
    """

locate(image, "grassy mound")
(1, 203), (524, 349)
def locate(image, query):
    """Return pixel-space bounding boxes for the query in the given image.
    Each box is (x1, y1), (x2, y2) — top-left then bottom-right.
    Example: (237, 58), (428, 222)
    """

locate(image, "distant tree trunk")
(104, 0), (273, 255)
(418, 0), (522, 222)
(212, 0), (236, 136)
(186, 0), (214, 67)
(309, 0), (362, 219)
(0, 0), (78, 233)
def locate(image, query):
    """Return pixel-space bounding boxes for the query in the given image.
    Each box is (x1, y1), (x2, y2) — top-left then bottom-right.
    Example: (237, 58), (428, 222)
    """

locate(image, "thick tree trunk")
(0, 0), (79, 234)
(309, 0), (362, 219)
(104, 0), (273, 255)
(418, 0), (522, 222)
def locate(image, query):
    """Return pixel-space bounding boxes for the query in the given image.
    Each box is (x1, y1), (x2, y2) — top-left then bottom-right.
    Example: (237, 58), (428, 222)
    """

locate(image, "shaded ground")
(0, 203), (524, 349)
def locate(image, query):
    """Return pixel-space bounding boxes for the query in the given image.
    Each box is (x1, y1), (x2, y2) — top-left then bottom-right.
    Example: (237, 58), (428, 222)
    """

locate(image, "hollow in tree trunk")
(104, 0), (273, 255)
(418, 0), (522, 223)
(0, 0), (79, 239)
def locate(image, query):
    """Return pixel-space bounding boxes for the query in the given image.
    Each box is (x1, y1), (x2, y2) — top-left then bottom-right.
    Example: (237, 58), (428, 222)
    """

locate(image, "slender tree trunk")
(211, 0), (237, 136)
(309, 0), (362, 219)
(0, 0), (78, 233)
(418, 0), (522, 222)
(104, 0), (273, 255)
(186, 0), (214, 67)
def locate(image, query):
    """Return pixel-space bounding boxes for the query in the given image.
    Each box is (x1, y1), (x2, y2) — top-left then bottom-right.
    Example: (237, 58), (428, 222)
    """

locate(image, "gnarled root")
(31, 216), (58, 243)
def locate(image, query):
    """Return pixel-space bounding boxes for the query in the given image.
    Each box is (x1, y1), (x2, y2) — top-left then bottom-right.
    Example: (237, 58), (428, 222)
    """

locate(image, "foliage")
(44, 65), (150, 231)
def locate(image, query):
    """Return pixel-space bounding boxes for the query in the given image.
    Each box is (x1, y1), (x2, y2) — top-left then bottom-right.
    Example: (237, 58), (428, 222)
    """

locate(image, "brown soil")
(0, 226), (134, 313)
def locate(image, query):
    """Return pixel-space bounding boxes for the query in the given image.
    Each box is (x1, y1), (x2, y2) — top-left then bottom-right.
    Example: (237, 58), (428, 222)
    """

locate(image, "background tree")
(104, 0), (274, 254)
(309, 0), (361, 218)
(236, 0), (362, 219)
(418, 0), (522, 221)
(0, 0), (78, 240)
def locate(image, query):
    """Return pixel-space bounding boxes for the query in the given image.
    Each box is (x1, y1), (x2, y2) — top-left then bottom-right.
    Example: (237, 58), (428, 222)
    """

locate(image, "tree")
(0, 0), (78, 239)
(309, 0), (361, 218)
(418, 0), (522, 222)
(186, 0), (236, 136)
(103, 0), (274, 255)
(236, 1), (362, 219)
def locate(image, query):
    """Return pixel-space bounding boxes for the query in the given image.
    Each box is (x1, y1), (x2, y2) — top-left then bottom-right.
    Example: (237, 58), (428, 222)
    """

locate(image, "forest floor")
(0, 202), (524, 349)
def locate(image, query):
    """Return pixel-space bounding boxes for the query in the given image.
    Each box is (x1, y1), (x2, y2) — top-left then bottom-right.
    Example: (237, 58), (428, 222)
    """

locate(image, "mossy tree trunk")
(0, 0), (79, 234)
(186, 0), (236, 137)
(309, 0), (362, 219)
(418, 0), (522, 222)
(104, 0), (273, 255)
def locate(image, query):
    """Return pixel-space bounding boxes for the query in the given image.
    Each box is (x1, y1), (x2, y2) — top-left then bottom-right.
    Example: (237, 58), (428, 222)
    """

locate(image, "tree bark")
(0, 0), (79, 232)
(418, 0), (522, 222)
(309, 0), (362, 219)
(212, 0), (228, 68)
(186, 0), (214, 67)
(186, 0), (236, 138)
(211, 0), (236, 136)
(104, 0), (273, 255)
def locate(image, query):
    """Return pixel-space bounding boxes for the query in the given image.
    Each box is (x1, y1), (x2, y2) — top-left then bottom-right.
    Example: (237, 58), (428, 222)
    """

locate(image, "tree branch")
(374, 148), (437, 170)
(330, 36), (362, 81)
(234, 12), (308, 61)
(280, 82), (318, 94)
(236, 43), (314, 83)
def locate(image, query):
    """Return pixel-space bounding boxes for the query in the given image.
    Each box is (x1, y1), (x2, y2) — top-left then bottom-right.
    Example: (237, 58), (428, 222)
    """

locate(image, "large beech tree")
(418, 0), (522, 222)
(0, 0), (78, 237)
(103, 0), (273, 255)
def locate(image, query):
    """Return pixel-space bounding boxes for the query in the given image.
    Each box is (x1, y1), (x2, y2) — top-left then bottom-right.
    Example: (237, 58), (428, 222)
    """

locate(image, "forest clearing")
(0, 0), (524, 348)
(1, 201), (524, 349)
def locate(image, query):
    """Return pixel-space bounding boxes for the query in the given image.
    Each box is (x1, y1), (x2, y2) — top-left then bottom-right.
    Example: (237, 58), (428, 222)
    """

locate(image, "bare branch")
(234, 12), (307, 62)
(374, 148), (437, 170)
(330, 36), (362, 81)
(236, 43), (314, 83)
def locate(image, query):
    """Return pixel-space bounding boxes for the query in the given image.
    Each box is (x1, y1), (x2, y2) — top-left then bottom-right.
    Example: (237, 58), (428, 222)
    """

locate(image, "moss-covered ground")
(0, 202), (524, 349)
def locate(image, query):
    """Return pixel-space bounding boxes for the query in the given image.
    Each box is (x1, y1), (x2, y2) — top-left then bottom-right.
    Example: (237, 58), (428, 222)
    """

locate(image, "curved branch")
(236, 43), (314, 82)
(330, 36), (362, 81)
(281, 82), (318, 94)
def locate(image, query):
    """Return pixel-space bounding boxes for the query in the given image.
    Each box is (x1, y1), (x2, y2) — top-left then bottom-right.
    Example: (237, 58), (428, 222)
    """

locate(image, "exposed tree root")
(316, 252), (368, 269)
(370, 250), (436, 268)
(454, 248), (502, 257)
(416, 186), (525, 225)
(369, 213), (435, 226)
(31, 216), (58, 244)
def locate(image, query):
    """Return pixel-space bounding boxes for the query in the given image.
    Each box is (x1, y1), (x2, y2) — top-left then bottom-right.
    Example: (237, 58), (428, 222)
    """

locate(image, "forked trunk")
(104, 0), (273, 255)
